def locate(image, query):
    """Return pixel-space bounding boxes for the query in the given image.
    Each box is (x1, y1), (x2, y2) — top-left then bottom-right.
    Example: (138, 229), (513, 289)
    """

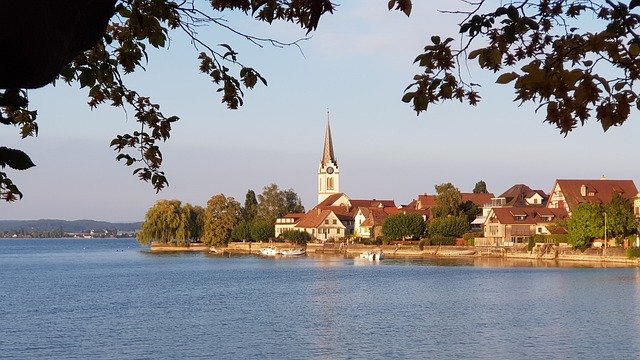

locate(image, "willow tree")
(137, 199), (184, 246)
(202, 194), (241, 246)
(178, 203), (205, 243)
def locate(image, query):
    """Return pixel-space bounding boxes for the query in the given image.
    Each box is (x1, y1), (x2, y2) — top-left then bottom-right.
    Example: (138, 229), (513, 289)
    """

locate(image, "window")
(332, 219), (337, 225)
(327, 177), (334, 190)
(324, 219), (329, 225)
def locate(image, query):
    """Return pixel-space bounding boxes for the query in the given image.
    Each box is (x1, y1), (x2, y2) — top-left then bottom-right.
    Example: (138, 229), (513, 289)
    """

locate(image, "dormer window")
(514, 214), (526, 221)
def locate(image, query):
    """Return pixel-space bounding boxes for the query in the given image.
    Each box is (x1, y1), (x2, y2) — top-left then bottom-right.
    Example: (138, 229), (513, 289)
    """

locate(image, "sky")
(3, 1), (640, 222)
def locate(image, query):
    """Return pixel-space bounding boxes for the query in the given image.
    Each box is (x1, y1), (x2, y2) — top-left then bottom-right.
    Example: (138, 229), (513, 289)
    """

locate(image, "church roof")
(321, 119), (337, 167)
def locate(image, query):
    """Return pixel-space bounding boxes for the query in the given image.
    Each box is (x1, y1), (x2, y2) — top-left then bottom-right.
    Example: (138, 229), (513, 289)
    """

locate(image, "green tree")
(604, 192), (638, 239)
(241, 189), (258, 222)
(250, 220), (275, 242)
(231, 220), (252, 242)
(458, 200), (481, 223)
(279, 229), (311, 245)
(202, 194), (241, 246)
(382, 213), (426, 240)
(432, 183), (463, 218)
(567, 203), (605, 249)
(282, 188), (305, 214)
(178, 203), (204, 243)
(428, 216), (470, 238)
(256, 183), (286, 223)
(473, 180), (488, 194)
(137, 199), (184, 246)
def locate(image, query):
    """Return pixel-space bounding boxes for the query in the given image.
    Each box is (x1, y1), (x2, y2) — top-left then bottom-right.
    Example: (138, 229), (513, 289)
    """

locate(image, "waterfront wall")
(148, 241), (640, 266)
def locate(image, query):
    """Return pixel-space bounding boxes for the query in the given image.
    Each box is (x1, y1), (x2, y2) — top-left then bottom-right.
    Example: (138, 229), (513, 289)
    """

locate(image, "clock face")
(326, 167), (334, 174)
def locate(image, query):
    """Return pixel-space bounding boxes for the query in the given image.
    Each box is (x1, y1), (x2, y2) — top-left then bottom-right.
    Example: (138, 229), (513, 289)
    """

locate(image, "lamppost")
(603, 211), (607, 257)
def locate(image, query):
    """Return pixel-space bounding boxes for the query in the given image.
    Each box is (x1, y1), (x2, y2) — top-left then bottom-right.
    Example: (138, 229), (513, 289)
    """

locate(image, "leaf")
(495, 72), (519, 84)
(631, 0), (640, 9)
(401, 92), (415, 103)
(468, 49), (483, 59)
(630, 42), (640, 57)
(0, 147), (36, 170)
(431, 36), (441, 45)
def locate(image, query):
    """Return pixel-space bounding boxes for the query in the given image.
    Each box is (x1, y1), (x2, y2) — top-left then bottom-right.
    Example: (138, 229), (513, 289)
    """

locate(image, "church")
(274, 118), (399, 241)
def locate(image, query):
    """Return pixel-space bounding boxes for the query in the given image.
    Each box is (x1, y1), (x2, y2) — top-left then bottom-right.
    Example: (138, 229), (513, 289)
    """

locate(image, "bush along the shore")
(626, 248), (640, 259)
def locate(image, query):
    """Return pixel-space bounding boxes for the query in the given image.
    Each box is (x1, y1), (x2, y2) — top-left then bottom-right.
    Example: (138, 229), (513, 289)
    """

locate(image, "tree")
(604, 192), (638, 239)
(241, 190), (259, 222)
(1, 0), (337, 201)
(402, 1), (640, 135)
(8, 1), (639, 201)
(137, 199), (184, 246)
(382, 213), (426, 240)
(255, 184), (303, 223)
(178, 203), (204, 243)
(279, 229), (311, 245)
(202, 194), (241, 246)
(250, 220), (275, 242)
(473, 180), (489, 194)
(230, 220), (252, 242)
(282, 188), (306, 214)
(431, 183), (463, 218)
(428, 216), (470, 238)
(567, 203), (605, 249)
(458, 200), (481, 223)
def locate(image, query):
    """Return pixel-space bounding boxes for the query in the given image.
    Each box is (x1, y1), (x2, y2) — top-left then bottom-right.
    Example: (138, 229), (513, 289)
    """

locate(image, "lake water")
(1, 239), (640, 359)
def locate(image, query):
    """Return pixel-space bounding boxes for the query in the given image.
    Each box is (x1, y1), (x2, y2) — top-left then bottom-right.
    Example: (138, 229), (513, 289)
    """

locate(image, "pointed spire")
(322, 111), (337, 166)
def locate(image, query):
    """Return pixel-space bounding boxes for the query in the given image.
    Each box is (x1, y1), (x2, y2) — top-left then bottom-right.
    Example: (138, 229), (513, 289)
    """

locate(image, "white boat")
(359, 250), (384, 261)
(281, 248), (306, 256)
(260, 247), (281, 256)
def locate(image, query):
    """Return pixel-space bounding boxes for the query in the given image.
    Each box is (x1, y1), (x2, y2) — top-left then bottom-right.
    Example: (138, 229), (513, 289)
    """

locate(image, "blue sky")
(3, 1), (640, 222)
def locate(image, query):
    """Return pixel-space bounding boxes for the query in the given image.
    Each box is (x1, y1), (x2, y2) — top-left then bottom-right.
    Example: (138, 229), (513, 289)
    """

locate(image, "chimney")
(601, 175), (607, 180)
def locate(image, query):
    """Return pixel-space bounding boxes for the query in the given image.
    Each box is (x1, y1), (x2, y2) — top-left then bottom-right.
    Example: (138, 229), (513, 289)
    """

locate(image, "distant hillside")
(0, 219), (142, 233)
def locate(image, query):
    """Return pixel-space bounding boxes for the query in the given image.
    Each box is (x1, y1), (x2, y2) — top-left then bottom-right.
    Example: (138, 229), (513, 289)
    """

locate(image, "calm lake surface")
(1, 239), (640, 359)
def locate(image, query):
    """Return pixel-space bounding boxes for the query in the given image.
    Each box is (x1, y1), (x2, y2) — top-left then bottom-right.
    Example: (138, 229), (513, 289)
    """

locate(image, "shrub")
(278, 230), (311, 245)
(418, 239), (428, 250)
(430, 235), (456, 246)
(626, 248), (640, 259)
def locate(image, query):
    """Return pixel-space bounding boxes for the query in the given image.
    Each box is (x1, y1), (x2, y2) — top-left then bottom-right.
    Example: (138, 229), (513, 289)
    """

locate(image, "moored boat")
(281, 248), (306, 256)
(359, 250), (384, 261)
(260, 247), (282, 256)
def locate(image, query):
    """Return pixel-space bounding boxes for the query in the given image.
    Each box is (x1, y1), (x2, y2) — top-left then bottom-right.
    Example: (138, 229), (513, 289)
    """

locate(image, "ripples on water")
(1, 239), (640, 359)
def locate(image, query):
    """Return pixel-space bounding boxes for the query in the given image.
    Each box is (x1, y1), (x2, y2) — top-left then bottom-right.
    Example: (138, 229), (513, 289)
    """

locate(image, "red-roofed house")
(274, 213), (306, 237)
(482, 207), (568, 246)
(547, 178), (639, 215)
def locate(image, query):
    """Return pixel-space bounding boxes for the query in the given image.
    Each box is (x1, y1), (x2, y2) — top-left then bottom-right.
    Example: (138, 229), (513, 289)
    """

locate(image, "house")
(482, 207), (568, 246)
(494, 184), (547, 207)
(354, 205), (400, 239)
(472, 184), (546, 232)
(274, 213), (306, 237)
(294, 207), (354, 242)
(547, 177), (639, 215)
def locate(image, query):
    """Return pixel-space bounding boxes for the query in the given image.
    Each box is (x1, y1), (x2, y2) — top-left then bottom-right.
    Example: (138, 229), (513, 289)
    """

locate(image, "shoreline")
(149, 242), (640, 266)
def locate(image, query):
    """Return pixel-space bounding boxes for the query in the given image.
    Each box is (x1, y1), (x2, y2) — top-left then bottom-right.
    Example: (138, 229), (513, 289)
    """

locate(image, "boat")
(359, 250), (384, 261)
(260, 247), (282, 256)
(437, 250), (476, 256)
(281, 248), (306, 256)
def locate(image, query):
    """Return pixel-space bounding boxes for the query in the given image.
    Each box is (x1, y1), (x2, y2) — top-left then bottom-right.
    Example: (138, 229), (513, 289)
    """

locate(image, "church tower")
(318, 116), (339, 204)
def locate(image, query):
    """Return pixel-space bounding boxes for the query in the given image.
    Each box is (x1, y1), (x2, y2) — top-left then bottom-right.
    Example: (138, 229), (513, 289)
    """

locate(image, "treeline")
(380, 182), (482, 244)
(137, 184), (305, 247)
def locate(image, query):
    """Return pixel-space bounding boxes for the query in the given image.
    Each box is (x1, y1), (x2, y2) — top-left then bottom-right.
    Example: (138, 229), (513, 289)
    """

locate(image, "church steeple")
(318, 112), (340, 204)
(321, 117), (337, 167)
